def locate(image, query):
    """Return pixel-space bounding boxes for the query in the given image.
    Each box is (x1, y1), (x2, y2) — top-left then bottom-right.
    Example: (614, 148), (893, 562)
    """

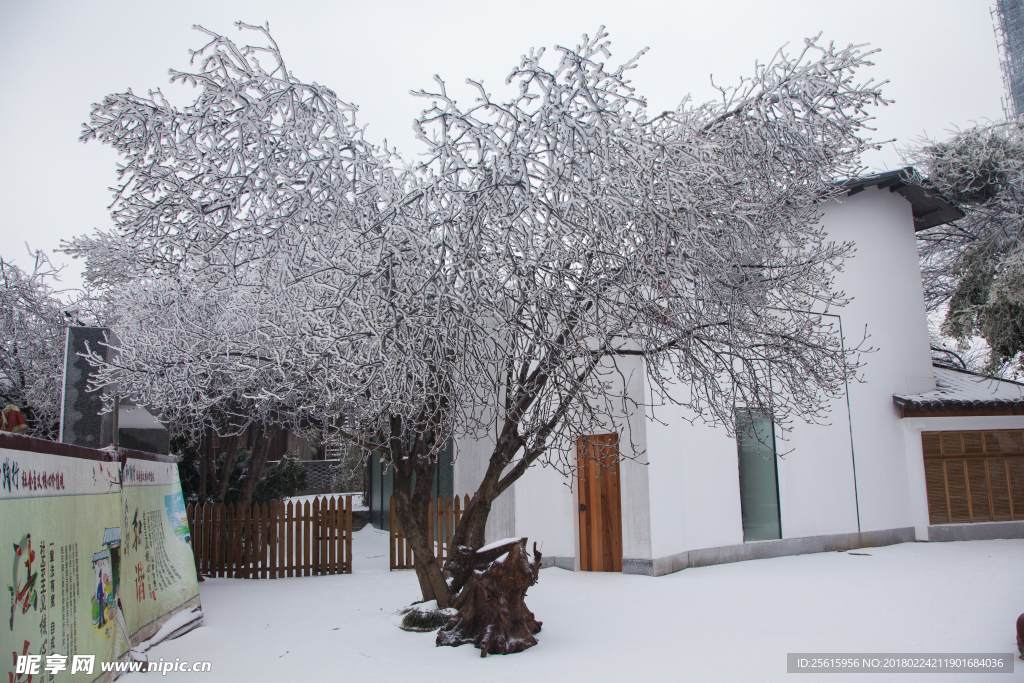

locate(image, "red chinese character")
(134, 563), (146, 602)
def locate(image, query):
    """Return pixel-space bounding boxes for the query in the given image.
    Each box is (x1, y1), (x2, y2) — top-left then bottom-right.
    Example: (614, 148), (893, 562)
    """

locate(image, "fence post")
(329, 496), (337, 575)
(214, 503), (222, 578)
(250, 503), (257, 579)
(251, 503), (259, 579)
(240, 503), (249, 579)
(269, 500), (278, 579)
(244, 503), (253, 579)
(320, 497), (328, 576)
(303, 500), (312, 577)
(404, 505), (412, 568)
(225, 504), (235, 578)
(278, 500), (286, 579)
(346, 494), (353, 574)
(248, 504), (256, 579)
(222, 502), (229, 578)
(202, 502), (211, 576)
(453, 494), (462, 550)
(427, 497), (434, 567)
(292, 499), (300, 578)
(261, 502), (270, 579)
(310, 497), (317, 576)
(443, 496), (451, 565)
(389, 495), (396, 570)
(286, 500), (294, 578)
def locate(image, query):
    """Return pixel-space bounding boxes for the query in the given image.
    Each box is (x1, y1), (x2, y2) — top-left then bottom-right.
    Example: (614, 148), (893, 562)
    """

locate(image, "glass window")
(736, 409), (781, 542)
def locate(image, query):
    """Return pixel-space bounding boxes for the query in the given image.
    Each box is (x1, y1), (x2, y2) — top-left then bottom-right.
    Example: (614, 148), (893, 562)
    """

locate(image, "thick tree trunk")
(393, 449), (452, 607)
(197, 431), (210, 506)
(436, 538), (542, 656)
(216, 435), (239, 502)
(198, 448), (207, 506)
(238, 426), (274, 510)
(443, 440), (518, 594)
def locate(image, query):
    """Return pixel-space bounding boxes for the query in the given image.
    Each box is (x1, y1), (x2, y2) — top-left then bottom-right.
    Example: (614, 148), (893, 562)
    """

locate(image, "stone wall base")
(620, 527), (917, 577)
(928, 520), (1024, 542)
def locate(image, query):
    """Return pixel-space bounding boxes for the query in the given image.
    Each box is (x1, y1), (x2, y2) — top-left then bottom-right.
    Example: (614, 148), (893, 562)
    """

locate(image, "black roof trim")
(893, 362), (1024, 415)
(838, 168), (965, 231)
(893, 395), (1024, 412)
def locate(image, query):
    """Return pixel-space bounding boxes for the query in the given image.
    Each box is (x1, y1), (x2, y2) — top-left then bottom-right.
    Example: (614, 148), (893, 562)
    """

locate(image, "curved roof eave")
(836, 167), (965, 231)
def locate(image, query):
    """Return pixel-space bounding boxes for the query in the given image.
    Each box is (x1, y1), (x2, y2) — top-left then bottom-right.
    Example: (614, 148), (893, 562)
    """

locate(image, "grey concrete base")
(539, 556), (575, 570)
(622, 558), (653, 575)
(928, 520), (1024, 542)
(623, 527), (917, 577)
(553, 556), (575, 571)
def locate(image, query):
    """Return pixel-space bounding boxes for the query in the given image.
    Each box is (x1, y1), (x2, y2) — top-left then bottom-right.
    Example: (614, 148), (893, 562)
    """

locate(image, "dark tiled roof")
(838, 168), (965, 231)
(894, 365), (1024, 414)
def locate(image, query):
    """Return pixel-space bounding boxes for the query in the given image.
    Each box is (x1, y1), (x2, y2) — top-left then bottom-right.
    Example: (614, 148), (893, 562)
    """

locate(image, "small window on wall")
(736, 409), (781, 542)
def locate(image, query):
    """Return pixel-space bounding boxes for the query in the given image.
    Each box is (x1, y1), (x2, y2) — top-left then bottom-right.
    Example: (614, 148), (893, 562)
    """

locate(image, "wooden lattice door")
(577, 434), (623, 572)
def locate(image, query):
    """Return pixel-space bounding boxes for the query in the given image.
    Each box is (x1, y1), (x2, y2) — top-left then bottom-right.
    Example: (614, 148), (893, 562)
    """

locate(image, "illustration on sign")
(91, 527), (130, 645)
(164, 493), (190, 546)
(7, 534), (37, 631)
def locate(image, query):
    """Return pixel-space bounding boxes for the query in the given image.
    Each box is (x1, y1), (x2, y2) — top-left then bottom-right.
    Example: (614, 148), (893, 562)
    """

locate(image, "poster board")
(1, 433), (201, 682)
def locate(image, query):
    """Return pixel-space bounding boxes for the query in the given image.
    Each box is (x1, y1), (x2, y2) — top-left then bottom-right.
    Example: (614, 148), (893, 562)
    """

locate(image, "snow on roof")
(893, 365), (1024, 414)
(118, 405), (166, 431)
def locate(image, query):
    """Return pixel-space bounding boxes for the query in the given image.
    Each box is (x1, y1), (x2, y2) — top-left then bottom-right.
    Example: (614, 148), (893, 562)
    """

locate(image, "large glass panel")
(737, 409), (781, 542)
(380, 461), (394, 531)
(434, 437), (454, 499)
(368, 453), (381, 529)
(367, 434), (452, 531)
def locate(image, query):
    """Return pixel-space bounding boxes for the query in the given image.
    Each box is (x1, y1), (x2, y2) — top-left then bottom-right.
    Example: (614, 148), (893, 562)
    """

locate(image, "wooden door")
(577, 434), (623, 572)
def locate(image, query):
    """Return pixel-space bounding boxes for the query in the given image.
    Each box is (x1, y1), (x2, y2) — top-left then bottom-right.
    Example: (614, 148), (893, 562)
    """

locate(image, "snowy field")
(126, 528), (1023, 682)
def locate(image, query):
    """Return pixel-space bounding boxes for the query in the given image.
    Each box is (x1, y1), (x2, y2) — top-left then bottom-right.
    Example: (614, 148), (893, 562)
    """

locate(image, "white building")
(445, 169), (1024, 575)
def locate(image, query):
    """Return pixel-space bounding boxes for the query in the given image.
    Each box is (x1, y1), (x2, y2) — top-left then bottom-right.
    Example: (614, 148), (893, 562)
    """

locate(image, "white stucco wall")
(514, 460), (575, 558)
(818, 187), (936, 533)
(773, 389), (860, 540)
(456, 183), (1023, 567)
(645, 389), (744, 559)
(455, 354), (654, 562)
(642, 185), (940, 560)
(453, 426), (517, 545)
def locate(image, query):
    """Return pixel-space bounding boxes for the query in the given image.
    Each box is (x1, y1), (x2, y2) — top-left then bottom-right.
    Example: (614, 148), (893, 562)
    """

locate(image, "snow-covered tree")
(380, 32), (887, 622)
(908, 121), (1024, 376)
(64, 22), (403, 508)
(70, 25), (887, 638)
(0, 250), (71, 439)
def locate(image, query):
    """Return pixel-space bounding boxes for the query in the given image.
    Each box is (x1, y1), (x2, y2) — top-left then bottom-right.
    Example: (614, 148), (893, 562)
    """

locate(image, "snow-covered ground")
(126, 528), (1023, 682)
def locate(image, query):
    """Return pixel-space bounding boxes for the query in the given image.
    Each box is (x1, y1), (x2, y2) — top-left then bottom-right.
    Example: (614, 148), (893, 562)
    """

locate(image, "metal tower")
(995, 0), (1024, 118)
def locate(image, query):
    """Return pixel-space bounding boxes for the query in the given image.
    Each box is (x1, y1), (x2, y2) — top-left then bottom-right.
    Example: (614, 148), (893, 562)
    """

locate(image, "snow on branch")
(68, 26), (883, 478)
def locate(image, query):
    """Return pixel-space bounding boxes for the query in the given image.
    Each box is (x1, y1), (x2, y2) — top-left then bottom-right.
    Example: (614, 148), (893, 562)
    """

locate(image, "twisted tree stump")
(436, 538), (542, 656)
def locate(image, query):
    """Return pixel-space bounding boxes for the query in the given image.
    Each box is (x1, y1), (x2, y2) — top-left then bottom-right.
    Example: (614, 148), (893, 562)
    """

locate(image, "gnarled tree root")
(436, 539), (542, 657)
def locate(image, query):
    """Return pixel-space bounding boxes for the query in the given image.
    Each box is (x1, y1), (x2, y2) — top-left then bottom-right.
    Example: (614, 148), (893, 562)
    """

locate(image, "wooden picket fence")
(390, 494), (470, 570)
(186, 496), (353, 578)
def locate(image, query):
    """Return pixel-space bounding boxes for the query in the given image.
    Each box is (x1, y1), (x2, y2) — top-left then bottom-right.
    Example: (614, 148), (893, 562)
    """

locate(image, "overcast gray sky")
(0, 0), (1004, 292)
